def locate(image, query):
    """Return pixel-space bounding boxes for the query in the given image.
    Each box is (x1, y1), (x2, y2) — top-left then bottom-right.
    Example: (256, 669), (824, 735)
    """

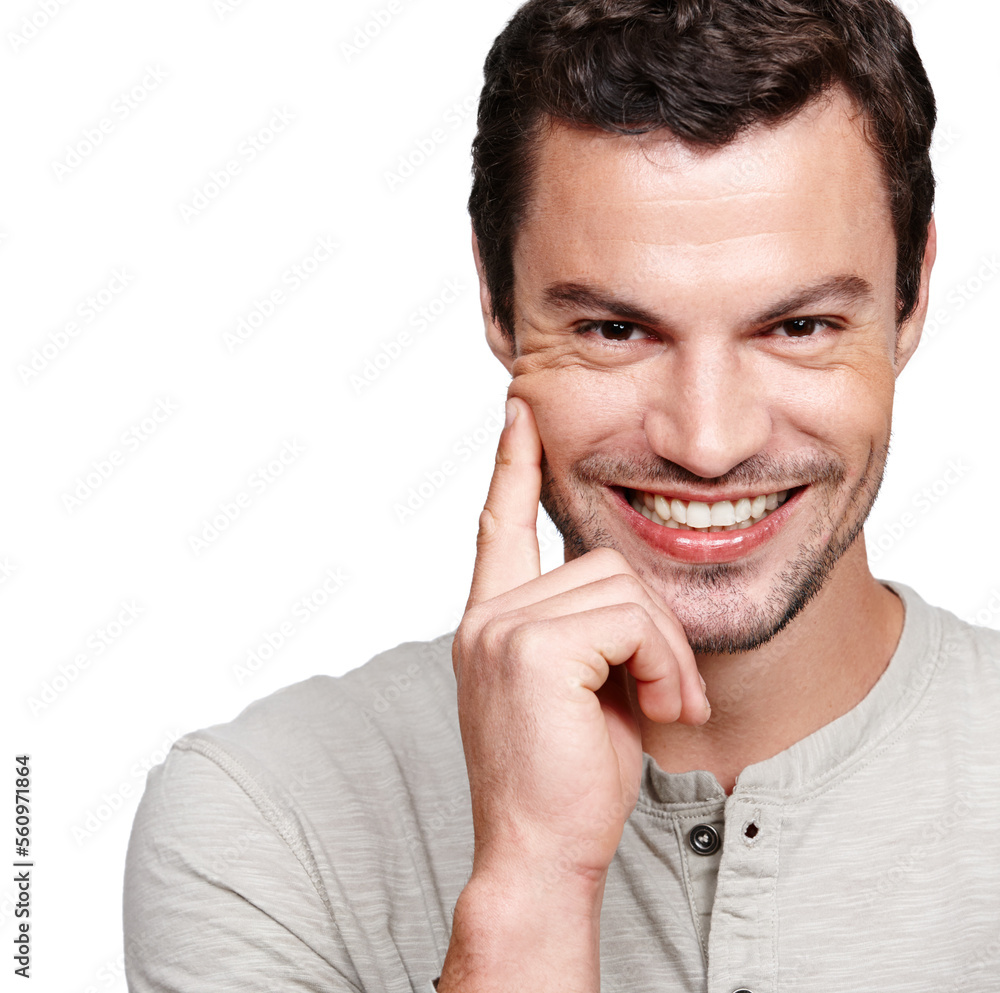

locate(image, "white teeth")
(710, 500), (736, 527)
(686, 501), (712, 528)
(628, 486), (795, 534)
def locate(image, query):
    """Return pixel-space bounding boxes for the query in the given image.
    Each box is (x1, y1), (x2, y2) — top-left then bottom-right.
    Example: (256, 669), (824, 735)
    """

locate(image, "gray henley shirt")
(123, 581), (1000, 992)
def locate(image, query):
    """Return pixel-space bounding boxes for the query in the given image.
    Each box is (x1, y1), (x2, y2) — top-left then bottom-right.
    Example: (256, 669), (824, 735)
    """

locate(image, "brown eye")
(573, 320), (653, 346)
(778, 318), (820, 337)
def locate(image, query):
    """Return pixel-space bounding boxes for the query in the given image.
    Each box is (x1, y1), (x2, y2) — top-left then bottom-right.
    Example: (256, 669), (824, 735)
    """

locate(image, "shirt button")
(732, 988), (754, 993)
(688, 823), (721, 856)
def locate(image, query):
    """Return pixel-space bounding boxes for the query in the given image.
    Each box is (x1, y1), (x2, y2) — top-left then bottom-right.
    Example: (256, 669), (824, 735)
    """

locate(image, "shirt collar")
(638, 580), (941, 808)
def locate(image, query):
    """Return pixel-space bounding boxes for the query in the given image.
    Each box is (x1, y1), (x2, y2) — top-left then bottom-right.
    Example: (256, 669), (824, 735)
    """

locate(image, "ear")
(472, 226), (516, 373)
(894, 215), (937, 374)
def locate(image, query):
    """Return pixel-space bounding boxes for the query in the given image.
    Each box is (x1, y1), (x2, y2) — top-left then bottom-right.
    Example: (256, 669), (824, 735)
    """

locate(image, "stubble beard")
(538, 443), (889, 655)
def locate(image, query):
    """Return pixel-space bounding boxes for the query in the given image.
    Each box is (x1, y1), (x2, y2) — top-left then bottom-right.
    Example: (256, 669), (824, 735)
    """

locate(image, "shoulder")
(124, 632), (461, 989)
(126, 630), (464, 886)
(905, 583), (1000, 661)
(885, 580), (1000, 724)
(194, 629), (458, 756)
(156, 629), (461, 816)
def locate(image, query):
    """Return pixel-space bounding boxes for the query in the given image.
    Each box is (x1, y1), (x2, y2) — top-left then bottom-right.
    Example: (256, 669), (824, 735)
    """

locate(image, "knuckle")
(616, 600), (651, 629)
(605, 601), (649, 645)
(475, 508), (499, 547)
(479, 613), (539, 678)
(504, 619), (541, 662)
(478, 614), (508, 661)
(452, 622), (471, 666)
(477, 615), (544, 687)
(460, 602), (489, 633)
(455, 606), (489, 663)
(606, 572), (647, 603)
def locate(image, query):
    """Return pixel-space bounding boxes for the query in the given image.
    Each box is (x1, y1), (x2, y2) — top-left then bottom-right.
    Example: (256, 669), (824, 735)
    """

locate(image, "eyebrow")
(541, 274), (876, 328)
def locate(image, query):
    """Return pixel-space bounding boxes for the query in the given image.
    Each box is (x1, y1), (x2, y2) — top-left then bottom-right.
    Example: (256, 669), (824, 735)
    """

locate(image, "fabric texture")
(123, 582), (1000, 992)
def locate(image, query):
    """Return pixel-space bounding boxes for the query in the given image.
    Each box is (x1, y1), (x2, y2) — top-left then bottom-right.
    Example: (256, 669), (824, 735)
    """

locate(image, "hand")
(453, 396), (710, 889)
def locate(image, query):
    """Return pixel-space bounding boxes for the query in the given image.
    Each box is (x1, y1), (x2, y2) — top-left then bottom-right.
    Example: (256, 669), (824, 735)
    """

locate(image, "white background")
(1, 0), (997, 989)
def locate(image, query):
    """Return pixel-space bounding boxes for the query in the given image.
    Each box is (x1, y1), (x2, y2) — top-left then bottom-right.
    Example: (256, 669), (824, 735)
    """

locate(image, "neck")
(630, 537), (905, 795)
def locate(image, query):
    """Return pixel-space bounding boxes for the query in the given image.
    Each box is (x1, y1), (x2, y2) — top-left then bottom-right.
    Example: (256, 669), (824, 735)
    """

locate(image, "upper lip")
(615, 483), (800, 504)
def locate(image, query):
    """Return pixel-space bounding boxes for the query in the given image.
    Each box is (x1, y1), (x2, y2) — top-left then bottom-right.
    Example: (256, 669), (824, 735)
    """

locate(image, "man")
(124, 1), (1000, 991)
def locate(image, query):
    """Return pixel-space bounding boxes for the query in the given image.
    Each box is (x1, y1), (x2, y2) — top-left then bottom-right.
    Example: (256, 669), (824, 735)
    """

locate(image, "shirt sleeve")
(123, 742), (363, 993)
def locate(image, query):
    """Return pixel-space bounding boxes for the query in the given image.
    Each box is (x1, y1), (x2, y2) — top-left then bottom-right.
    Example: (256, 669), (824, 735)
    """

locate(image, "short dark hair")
(469, 0), (937, 342)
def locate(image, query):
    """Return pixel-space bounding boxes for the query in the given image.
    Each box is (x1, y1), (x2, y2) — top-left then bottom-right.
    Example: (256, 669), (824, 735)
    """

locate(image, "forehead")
(514, 89), (896, 313)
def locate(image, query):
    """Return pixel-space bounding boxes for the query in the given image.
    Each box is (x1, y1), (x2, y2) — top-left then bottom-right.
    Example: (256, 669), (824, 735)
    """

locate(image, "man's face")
(480, 88), (931, 655)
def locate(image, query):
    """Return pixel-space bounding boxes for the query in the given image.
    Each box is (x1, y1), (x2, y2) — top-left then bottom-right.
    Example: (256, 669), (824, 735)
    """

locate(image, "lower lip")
(610, 486), (804, 564)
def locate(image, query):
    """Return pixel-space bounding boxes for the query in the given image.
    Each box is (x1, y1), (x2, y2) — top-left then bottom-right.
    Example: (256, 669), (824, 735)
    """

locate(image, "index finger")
(466, 396), (543, 608)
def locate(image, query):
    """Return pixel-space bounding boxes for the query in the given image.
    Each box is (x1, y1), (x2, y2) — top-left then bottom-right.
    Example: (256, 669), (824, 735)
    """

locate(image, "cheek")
(779, 360), (896, 463)
(508, 360), (646, 468)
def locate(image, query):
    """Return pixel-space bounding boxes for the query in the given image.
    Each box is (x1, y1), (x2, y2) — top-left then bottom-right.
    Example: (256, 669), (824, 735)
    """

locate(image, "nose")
(642, 343), (773, 480)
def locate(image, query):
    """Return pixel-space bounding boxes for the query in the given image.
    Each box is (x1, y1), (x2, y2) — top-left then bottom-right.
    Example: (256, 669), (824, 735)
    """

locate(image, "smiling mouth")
(622, 486), (797, 533)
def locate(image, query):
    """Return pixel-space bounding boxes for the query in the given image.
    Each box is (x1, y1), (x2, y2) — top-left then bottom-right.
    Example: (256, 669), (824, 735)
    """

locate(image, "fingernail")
(505, 399), (518, 428)
(699, 674), (707, 692)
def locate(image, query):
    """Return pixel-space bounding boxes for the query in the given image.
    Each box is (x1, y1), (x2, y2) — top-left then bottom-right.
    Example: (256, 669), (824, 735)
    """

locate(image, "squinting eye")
(579, 320), (647, 342)
(773, 318), (826, 338)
